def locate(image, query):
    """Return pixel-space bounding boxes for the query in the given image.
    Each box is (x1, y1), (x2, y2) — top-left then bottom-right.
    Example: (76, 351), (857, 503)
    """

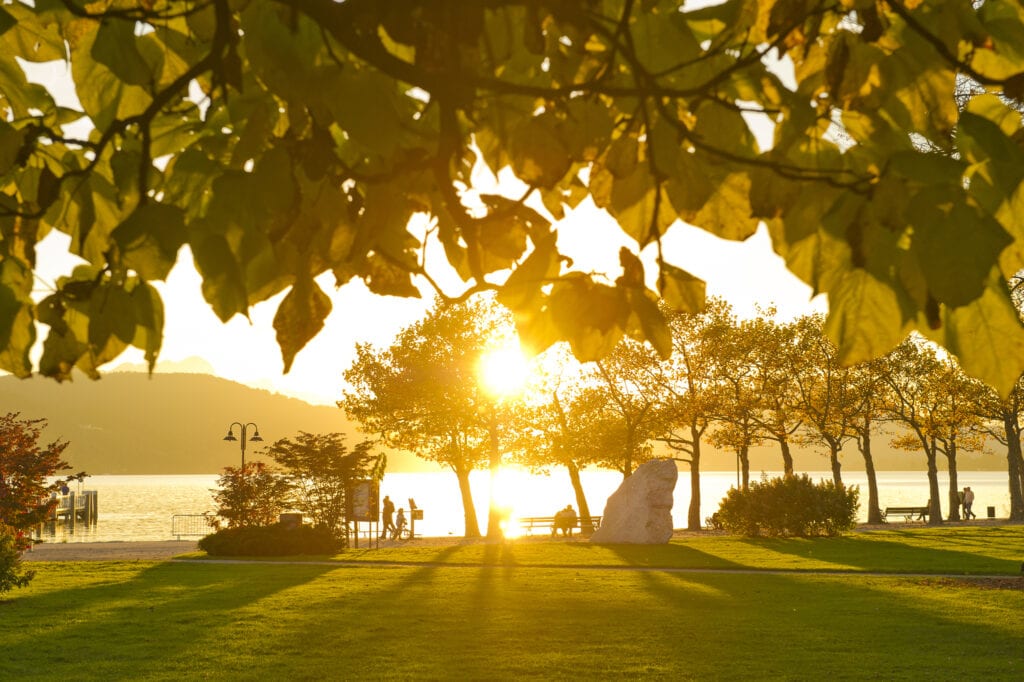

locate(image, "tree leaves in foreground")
(4, 2), (1024, 393)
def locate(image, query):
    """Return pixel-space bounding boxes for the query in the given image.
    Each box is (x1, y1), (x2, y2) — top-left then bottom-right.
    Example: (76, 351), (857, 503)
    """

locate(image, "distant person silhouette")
(963, 487), (976, 519)
(552, 505), (577, 537)
(60, 482), (70, 495)
(381, 495), (396, 539)
(394, 508), (407, 539)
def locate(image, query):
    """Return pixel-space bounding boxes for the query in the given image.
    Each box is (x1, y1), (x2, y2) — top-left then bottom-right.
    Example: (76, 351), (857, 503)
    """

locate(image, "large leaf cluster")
(3, 1), (1024, 392)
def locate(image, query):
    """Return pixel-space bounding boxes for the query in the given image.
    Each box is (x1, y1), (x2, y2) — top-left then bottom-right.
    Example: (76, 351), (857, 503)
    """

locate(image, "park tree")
(653, 299), (732, 530)
(880, 340), (944, 524)
(925, 357), (989, 521)
(212, 461), (292, 529)
(589, 337), (662, 478)
(511, 346), (604, 527)
(884, 341), (988, 522)
(0, 412), (78, 593)
(706, 312), (764, 491)
(743, 313), (804, 477)
(0, 412), (79, 543)
(5, 2), (1024, 400)
(846, 357), (891, 524)
(974, 377), (1024, 522)
(791, 314), (861, 486)
(262, 431), (382, 539)
(342, 296), (518, 538)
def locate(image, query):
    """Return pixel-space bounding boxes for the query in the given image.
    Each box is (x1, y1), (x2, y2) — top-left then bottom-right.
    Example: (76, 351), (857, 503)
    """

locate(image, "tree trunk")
(740, 445), (750, 491)
(926, 442), (943, 526)
(1006, 414), (1024, 521)
(566, 462), (593, 530)
(485, 419), (504, 540)
(860, 421), (884, 522)
(946, 442), (961, 522)
(828, 440), (842, 486)
(454, 466), (480, 538)
(779, 437), (794, 477)
(688, 433), (702, 531)
(1015, 433), (1024, 521)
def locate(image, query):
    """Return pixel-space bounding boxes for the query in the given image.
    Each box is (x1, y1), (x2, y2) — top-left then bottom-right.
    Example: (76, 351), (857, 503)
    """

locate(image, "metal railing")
(171, 514), (216, 540)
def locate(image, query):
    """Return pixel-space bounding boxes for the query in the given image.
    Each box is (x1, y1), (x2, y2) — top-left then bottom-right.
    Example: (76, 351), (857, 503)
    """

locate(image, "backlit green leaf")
(921, 270), (1024, 398)
(626, 288), (671, 360)
(509, 115), (572, 188)
(131, 282), (164, 372)
(658, 263), (706, 313)
(824, 269), (906, 366)
(274, 279), (332, 373)
(91, 18), (153, 86)
(909, 188), (1011, 308)
(0, 259), (35, 377)
(112, 203), (186, 281)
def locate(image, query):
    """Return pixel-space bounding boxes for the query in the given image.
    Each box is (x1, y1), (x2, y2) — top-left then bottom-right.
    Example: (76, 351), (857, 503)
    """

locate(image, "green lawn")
(3, 527), (1023, 680)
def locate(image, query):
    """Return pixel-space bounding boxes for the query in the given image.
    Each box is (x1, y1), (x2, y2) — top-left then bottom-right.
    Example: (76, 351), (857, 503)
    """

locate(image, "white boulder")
(590, 459), (677, 544)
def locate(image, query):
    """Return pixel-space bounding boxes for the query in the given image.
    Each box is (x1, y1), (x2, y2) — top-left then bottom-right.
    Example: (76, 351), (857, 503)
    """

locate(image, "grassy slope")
(3, 528), (1023, 680)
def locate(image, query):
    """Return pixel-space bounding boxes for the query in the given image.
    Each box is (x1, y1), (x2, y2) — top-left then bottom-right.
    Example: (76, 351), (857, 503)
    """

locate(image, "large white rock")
(590, 459), (677, 544)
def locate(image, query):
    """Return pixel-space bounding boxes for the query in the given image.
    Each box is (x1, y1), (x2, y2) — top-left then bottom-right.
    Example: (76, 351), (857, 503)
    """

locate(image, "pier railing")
(171, 514), (216, 540)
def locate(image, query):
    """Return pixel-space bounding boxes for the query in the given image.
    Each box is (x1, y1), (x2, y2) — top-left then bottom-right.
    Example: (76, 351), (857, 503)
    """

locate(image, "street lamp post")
(223, 422), (263, 469)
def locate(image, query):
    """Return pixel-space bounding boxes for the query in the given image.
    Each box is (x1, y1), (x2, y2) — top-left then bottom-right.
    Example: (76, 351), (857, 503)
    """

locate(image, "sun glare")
(479, 344), (530, 398)
(490, 466), (534, 538)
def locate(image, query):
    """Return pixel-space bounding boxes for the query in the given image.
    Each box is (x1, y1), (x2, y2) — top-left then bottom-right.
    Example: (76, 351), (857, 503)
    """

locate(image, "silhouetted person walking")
(963, 487), (976, 520)
(381, 495), (396, 539)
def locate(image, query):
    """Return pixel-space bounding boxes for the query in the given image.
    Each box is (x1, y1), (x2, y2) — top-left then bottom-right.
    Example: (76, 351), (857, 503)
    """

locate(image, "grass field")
(3, 527), (1022, 680)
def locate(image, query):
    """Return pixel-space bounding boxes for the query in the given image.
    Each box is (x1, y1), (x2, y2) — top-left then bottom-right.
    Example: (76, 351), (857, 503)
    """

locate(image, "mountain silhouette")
(0, 372), (428, 474)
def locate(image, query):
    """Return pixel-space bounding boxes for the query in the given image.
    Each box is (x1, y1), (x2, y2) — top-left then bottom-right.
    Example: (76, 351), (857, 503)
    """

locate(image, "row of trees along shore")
(343, 296), (1024, 538)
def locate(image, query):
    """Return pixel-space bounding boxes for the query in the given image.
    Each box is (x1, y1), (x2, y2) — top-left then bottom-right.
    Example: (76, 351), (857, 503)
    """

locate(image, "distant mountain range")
(0, 371), (1007, 476)
(0, 372), (430, 475)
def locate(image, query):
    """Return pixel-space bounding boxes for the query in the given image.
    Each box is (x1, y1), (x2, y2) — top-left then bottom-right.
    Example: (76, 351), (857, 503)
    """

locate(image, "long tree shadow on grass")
(212, 546), (1024, 679)
(735, 528), (1023, 575)
(0, 560), (342, 680)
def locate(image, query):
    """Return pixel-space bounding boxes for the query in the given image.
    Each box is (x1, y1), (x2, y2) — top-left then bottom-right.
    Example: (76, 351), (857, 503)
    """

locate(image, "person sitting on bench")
(552, 505), (578, 537)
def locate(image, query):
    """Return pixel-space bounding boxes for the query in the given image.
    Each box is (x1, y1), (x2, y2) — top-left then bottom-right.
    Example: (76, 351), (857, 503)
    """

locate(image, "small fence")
(171, 514), (216, 540)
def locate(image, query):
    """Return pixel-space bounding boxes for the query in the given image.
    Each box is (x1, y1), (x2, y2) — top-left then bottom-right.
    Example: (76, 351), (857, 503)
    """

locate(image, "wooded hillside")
(0, 372), (428, 474)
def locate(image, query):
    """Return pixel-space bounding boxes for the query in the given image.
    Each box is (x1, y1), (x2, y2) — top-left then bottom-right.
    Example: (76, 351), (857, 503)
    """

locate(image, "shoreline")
(21, 518), (1021, 562)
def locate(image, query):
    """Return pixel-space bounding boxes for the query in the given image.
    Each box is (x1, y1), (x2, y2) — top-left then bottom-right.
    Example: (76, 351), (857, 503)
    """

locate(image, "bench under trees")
(882, 507), (929, 522)
(518, 516), (602, 535)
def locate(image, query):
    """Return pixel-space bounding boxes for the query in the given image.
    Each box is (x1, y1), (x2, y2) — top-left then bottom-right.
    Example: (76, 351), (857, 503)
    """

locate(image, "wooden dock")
(38, 491), (99, 534)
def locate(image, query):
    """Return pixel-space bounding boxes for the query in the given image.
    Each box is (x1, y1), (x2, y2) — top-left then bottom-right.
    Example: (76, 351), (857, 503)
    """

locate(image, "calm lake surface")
(39, 469), (1013, 543)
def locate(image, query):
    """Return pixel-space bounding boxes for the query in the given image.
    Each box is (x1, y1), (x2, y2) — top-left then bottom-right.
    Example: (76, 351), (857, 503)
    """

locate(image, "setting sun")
(478, 343), (530, 398)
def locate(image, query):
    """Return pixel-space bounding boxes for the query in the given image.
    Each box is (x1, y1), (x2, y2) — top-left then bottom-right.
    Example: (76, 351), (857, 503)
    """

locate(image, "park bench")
(881, 506), (929, 522)
(518, 516), (602, 535)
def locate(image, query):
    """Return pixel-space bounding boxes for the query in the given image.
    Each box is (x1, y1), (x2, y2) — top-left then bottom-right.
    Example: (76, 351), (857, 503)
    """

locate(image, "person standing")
(963, 487), (976, 520)
(380, 495), (396, 539)
(394, 508), (407, 539)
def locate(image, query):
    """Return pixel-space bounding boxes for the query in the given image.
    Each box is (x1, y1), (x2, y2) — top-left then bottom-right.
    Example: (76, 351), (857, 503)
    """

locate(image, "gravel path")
(20, 519), (1019, 563)
(22, 540), (200, 562)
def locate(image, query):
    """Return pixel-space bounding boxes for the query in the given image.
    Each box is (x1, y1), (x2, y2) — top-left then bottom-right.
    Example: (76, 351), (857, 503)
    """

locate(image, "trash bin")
(987, 506), (995, 519)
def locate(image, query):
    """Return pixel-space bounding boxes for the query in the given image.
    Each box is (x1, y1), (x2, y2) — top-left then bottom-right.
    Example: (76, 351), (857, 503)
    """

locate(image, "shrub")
(212, 462), (292, 529)
(198, 523), (341, 557)
(0, 525), (35, 594)
(714, 474), (859, 537)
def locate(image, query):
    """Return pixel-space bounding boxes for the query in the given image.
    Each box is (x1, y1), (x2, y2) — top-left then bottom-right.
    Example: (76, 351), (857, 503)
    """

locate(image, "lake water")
(37, 469), (1013, 543)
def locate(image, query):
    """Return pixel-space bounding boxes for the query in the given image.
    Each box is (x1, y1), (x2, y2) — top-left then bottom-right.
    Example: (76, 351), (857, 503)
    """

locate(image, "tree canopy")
(4, 1), (1024, 392)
